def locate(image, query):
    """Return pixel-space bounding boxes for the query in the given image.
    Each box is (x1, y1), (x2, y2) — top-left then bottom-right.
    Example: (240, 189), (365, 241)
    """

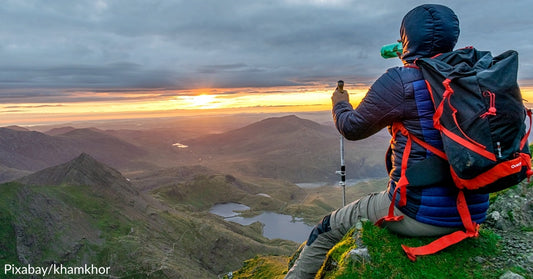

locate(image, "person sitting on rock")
(285, 4), (490, 278)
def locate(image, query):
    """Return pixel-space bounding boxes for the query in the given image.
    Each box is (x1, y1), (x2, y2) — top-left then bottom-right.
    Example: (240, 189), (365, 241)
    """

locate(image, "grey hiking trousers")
(285, 191), (458, 279)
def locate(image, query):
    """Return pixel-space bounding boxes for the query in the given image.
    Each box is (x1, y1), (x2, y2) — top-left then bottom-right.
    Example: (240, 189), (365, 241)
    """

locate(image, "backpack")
(378, 47), (532, 261)
(417, 47), (532, 193)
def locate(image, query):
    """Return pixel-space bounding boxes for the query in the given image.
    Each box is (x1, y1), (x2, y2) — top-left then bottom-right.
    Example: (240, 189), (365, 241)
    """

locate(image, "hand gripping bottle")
(380, 42), (402, 59)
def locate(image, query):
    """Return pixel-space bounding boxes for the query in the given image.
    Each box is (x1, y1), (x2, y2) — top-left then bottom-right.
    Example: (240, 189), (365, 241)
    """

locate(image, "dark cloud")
(1, 0), (532, 103)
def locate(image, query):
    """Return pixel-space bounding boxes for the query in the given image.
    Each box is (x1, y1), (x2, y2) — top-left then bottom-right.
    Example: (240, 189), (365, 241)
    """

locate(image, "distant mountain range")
(0, 114), (390, 184)
(0, 126), (145, 181)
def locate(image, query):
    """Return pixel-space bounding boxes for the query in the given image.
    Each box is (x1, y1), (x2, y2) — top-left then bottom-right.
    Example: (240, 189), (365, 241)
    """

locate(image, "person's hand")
(331, 87), (349, 106)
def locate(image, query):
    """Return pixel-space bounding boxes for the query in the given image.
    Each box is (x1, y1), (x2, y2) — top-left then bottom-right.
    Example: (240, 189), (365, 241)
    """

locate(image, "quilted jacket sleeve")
(333, 68), (405, 140)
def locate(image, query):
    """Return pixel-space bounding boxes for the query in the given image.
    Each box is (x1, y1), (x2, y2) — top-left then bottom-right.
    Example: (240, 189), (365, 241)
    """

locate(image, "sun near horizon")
(2, 84), (533, 127)
(0, 84), (371, 127)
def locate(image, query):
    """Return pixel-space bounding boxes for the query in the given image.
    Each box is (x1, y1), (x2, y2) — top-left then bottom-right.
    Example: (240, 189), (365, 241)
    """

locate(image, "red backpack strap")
(401, 191), (479, 261)
(430, 79), (496, 162)
(375, 122), (410, 227)
(376, 122), (445, 226)
(389, 122), (448, 203)
(520, 108), (532, 150)
(450, 108), (532, 190)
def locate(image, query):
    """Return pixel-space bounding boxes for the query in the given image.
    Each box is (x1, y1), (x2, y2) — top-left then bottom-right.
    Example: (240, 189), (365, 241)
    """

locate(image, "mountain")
(2, 125), (30, 131)
(54, 128), (147, 169)
(0, 127), (76, 171)
(189, 115), (331, 154)
(2, 114), (389, 184)
(186, 115), (389, 182)
(44, 126), (77, 136)
(1, 155), (299, 278)
(0, 127), (146, 172)
(0, 163), (31, 184)
(18, 153), (137, 195)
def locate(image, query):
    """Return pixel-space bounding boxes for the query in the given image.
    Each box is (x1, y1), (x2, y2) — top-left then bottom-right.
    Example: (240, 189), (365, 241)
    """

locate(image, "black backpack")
(381, 47), (532, 261)
(416, 47), (532, 194)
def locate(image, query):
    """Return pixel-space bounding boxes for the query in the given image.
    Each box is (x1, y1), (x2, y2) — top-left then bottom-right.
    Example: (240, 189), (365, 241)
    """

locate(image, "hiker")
(285, 4), (491, 278)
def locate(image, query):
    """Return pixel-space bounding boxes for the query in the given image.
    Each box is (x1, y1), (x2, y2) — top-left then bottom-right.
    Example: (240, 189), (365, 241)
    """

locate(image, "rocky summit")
(17, 153), (137, 195)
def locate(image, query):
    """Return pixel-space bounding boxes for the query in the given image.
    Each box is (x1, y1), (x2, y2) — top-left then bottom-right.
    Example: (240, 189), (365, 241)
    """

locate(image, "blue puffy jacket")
(333, 4), (489, 227)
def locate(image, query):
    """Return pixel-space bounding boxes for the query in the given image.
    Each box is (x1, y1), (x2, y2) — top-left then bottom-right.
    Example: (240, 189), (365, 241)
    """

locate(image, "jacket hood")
(400, 4), (460, 64)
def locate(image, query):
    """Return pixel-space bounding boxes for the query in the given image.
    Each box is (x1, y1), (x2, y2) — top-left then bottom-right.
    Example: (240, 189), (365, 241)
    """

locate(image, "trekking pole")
(338, 135), (346, 206)
(335, 80), (347, 207)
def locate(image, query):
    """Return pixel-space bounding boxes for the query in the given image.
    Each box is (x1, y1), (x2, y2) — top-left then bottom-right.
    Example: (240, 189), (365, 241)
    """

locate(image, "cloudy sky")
(1, 0), (533, 125)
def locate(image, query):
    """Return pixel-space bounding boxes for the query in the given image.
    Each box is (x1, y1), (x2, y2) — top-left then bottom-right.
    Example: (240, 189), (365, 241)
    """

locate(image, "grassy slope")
(0, 180), (297, 278)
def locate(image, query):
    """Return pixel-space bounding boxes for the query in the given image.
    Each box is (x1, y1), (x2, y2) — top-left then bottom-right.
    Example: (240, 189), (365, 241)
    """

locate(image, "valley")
(0, 111), (390, 278)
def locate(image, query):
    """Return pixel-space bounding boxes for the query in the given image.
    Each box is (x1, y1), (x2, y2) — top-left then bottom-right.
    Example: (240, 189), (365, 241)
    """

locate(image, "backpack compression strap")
(429, 79), (497, 161)
(375, 122), (447, 227)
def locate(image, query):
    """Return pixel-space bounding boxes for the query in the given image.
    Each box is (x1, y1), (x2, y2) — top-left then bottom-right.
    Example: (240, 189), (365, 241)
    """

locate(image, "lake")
(209, 203), (314, 243)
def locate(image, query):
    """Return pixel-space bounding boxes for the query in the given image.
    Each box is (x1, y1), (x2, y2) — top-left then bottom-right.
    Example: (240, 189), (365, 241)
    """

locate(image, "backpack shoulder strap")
(375, 122), (446, 226)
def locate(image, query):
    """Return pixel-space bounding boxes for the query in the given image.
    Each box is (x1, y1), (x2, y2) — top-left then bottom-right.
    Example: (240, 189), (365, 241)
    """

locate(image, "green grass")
(0, 212), (18, 267)
(520, 226), (533, 232)
(223, 255), (289, 279)
(154, 174), (249, 211)
(320, 222), (503, 279)
(34, 184), (133, 240)
(0, 183), (26, 267)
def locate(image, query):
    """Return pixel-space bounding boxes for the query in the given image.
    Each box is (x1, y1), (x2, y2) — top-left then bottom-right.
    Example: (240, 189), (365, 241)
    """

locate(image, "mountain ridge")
(0, 127), (146, 173)
(18, 153), (137, 195)
(186, 114), (389, 182)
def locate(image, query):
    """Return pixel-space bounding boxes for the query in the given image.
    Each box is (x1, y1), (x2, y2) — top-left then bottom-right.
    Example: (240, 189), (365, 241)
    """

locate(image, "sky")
(1, 0), (533, 126)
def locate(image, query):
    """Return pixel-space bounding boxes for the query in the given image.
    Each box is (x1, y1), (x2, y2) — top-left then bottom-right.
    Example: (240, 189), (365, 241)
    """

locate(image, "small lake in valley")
(209, 203), (314, 243)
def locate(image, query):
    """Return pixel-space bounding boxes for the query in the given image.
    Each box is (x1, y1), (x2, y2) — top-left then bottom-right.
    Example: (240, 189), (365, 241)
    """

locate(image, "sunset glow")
(177, 94), (220, 109)
(0, 84), (372, 126)
(2, 84), (533, 127)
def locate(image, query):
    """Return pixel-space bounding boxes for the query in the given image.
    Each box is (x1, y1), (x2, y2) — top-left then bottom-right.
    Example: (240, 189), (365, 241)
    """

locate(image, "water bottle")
(380, 42), (403, 59)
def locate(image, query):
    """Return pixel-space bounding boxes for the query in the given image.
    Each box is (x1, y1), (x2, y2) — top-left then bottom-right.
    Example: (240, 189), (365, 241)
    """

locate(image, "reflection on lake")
(209, 203), (313, 243)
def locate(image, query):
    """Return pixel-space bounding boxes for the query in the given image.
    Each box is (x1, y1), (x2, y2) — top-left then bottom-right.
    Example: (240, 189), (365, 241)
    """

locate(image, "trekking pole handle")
(337, 80), (344, 93)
